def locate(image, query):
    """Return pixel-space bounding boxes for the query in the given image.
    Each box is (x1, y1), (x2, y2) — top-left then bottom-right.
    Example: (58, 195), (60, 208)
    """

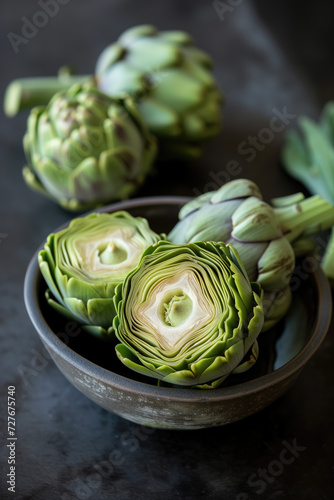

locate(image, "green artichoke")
(38, 211), (162, 338)
(23, 83), (157, 211)
(5, 25), (223, 159)
(168, 179), (334, 330)
(96, 25), (222, 158)
(113, 240), (263, 388)
(282, 102), (334, 281)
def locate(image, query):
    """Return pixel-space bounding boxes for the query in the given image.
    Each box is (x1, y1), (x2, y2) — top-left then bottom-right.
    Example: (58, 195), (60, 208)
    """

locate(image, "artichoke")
(23, 83), (157, 211)
(95, 25), (222, 158)
(38, 211), (162, 338)
(282, 102), (334, 281)
(113, 240), (263, 388)
(5, 25), (222, 159)
(168, 179), (334, 330)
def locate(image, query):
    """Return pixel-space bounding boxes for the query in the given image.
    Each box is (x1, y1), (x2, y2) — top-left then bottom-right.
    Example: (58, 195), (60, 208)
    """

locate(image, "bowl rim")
(24, 196), (333, 401)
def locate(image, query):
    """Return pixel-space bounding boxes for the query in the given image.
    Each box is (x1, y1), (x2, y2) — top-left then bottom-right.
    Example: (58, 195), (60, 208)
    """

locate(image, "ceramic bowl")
(24, 197), (332, 429)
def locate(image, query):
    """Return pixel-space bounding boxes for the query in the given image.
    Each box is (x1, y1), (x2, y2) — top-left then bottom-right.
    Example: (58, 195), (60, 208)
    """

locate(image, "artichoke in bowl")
(23, 83), (157, 211)
(38, 211), (163, 338)
(113, 240), (263, 388)
(169, 179), (334, 330)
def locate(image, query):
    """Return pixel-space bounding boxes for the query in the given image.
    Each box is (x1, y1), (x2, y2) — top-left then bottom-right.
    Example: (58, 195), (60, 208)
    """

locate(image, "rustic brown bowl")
(24, 197), (332, 429)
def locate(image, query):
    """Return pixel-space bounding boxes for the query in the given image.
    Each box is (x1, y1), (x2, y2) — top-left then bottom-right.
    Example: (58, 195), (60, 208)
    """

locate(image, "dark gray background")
(1, 1), (334, 499)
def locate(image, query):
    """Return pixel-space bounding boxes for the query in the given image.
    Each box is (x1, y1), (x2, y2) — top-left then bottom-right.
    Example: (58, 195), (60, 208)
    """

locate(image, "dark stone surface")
(0, 0), (334, 498)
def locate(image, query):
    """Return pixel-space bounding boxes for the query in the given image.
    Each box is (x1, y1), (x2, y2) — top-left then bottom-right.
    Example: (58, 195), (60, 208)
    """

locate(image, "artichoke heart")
(137, 271), (215, 351)
(74, 227), (148, 279)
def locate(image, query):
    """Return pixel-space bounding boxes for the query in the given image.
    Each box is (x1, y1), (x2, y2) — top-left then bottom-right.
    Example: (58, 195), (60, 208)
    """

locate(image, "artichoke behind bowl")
(23, 83), (157, 211)
(96, 24), (223, 159)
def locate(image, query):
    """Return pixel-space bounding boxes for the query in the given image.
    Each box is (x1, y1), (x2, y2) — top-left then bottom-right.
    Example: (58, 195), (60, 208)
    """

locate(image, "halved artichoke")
(38, 211), (163, 338)
(113, 240), (263, 388)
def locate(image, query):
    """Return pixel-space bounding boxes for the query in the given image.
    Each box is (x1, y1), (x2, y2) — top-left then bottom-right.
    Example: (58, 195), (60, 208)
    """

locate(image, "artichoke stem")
(274, 195), (334, 243)
(4, 74), (92, 117)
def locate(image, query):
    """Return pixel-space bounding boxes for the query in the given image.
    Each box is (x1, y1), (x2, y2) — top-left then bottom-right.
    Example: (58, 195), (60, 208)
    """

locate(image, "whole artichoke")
(23, 83), (157, 211)
(168, 179), (334, 330)
(96, 25), (223, 158)
(5, 25), (223, 159)
(113, 240), (263, 388)
(38, 211), (162, 338)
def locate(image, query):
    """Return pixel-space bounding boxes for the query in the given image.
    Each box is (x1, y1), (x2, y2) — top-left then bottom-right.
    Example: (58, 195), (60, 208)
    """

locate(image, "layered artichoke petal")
(119, 25), (158, 45)
(86, 298), (116, 328)
(182, 114), (205, 139)
(183, 59), (216, 87)
(45, 289), (84, 322)
(228, 239), (268, 282)
(126, 39), (182, 69)
(39, 259), (63, 305)
(95, 43), (125, 76)
(184, 199), (239, 243)
(30, 156), (72, 200)
(232, 197), (282, 242)
(153, 70), (205, 113)
(160, 30), (194, 46)
(103, 63), (147, 97)
(211, 179), (262, 203)
(257, 238), (295, 290)
(63, 297), (90, 324)
(137, 98), (181, 135)
(183, 46), (213, 68)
